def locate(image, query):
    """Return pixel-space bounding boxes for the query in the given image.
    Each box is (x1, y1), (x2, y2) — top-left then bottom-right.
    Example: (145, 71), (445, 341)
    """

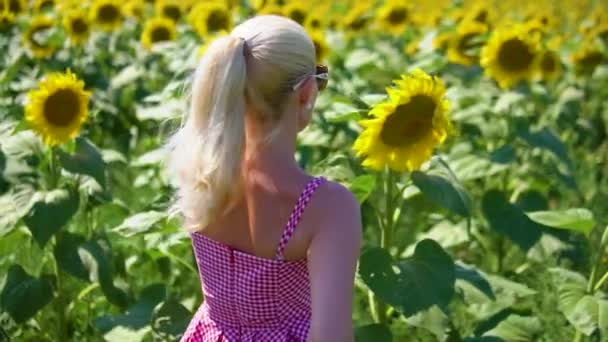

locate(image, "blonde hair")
(164, 15), (316, 231)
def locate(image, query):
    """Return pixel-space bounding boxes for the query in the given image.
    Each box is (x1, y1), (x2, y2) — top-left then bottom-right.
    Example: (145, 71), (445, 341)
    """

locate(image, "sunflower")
(353, 69), (452, 172)
(536, 50), (561, 81)
(433, 31), (452, 51)
(0, 0), (26, 13)
(376, 1), (410, 35)
(309, 30), (328, 62)
(480, 24), (540, 89)
(156, 0), (182, 22)
(190, 3), (232, 39)
(462, 3), (493, 27)
(141, 16), (176, 50)
(283, 2), (307, 25)
(24, 16), (56, 58)
(447, 20), (487, 66)
(90, 0), (123, 31)
(123, 0), (144, 19)
(305, 13), (324, 31)
(571, 43), (605, 75)
(342, 3), (371, 34)
(63, 10), (90, 44)
(34, 0), (54, 12)
(25, 70), (91, 147)
(0, 8), (14, 31)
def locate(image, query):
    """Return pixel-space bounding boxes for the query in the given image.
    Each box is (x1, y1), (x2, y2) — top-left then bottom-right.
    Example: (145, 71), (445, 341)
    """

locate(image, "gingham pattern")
(181, 176), (326, 342)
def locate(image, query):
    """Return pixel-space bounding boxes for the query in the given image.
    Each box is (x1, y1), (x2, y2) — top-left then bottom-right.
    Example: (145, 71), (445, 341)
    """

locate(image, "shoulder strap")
(275, 176), (326, 260)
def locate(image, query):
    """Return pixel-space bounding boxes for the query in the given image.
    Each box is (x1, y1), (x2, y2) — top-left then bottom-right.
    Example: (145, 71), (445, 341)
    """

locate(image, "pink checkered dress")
(181, 176), (327, 342)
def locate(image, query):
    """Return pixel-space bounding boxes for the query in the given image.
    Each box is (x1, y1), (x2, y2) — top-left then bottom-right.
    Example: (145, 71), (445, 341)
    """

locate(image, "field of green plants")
(1, 0), (608, 341)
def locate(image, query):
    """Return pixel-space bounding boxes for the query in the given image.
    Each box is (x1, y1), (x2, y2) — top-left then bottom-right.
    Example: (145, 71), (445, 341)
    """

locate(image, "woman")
(164, 15), (362, 342)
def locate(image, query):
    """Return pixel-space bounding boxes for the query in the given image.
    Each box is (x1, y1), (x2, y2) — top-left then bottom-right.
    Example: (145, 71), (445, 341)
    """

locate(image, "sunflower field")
(1, 0), (608, 340)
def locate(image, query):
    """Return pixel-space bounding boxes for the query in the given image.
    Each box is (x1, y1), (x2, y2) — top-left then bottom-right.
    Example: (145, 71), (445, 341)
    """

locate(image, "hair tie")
(238, 37), (250, 58)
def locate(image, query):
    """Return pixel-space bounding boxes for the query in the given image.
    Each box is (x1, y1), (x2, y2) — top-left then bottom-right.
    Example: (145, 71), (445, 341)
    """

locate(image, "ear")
(298, 76), (316, 108)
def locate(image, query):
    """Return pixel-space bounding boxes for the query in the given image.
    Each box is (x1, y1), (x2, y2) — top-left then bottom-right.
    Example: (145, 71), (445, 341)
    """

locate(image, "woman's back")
(181, 176), (326, 341)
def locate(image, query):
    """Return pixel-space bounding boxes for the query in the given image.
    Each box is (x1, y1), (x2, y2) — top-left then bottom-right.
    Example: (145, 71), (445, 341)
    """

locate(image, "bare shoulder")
(311, 179), (361, 234)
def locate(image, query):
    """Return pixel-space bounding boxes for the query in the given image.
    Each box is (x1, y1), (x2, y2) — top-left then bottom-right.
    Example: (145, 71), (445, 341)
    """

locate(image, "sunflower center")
(380, 95), (436, 147)
(98, 4), (120, 23)
(162, 5), (181, 21)
(387, 7), (407, 25)
(151, 25), (171, 42)
(288, 9), (305, 24)
(206, 9), (229, 32)
(348, 17), (367, 31)
(309, 18), (320, 29)
(474, 9), (488, 23)
(497, 38), (534, 72)
(6, 0), (23, 12)
(43, 89), (81, 127)
(540, 53), (556, 73)
(71, 18), (88, 34)
(578, 52), (604, 72)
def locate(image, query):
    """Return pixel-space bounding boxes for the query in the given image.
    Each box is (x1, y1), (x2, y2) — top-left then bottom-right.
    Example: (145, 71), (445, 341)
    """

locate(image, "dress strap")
(275, 176), (327, 260)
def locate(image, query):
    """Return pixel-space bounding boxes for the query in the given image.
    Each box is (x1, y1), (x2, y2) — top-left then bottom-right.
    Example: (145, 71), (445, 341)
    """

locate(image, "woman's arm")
(307, 183), (362, 342)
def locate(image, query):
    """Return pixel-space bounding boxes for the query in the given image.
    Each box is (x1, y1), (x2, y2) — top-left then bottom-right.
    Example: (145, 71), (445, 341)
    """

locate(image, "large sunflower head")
(63, 10), (90, 44)
(0, 0), (26, 14)
(353, 69), (453, 172)
(571, 43), (605, 75)
(480, 24), (540, 89)
(24, 15), (56, 58)
(283, 2), (307, 25)
(447, 20), (487, 66)
(156, 0), (182, 22)
(141, 16), (176, 50)
(90, 0), (123, 32)
(190, 3), (232, 39)
(25, 70), (91, 147)
(376, 1), (410, 35)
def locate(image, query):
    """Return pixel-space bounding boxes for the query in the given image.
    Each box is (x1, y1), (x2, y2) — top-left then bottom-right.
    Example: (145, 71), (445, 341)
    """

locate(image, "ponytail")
(165, 35), (247, 231)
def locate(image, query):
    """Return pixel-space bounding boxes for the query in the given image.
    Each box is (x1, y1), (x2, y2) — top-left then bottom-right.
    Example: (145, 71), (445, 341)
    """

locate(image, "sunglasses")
(292, 64), (329, 92)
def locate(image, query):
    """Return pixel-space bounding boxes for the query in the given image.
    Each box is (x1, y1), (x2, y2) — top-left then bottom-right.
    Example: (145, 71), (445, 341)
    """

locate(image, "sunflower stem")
(48, 147), (60, 189)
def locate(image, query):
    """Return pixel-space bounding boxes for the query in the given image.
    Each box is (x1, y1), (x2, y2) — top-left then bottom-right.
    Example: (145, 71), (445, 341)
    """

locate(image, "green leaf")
(79, 240), (129, 308)
(151, 298), (191, 339)
(550, 267), (604, 336)
(355, 323), (392, 342)
(111, 211), (166, 237)
(599, 299), (608, 338)
(526, 208), (595, 236)
(23, 189), (79, 247)
(53, 232), (89, 281)
(348, 175), (376, 204)
(57, 137), (107, 189)
(0, 264), (54, 323)
(359, 239), (455, 316)
(95, 284), (166, 333)
(482, 314), (542, 342)
(481, 190), (542, 251)
(519, 127), (573, 170)
(412, 171), (471, 217)
(405, 306), (449, 340)
(455, 263), (496, 300)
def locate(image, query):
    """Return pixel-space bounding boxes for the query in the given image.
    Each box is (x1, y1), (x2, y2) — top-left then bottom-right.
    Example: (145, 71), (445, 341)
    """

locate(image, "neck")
(243, 112), (301, 178)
